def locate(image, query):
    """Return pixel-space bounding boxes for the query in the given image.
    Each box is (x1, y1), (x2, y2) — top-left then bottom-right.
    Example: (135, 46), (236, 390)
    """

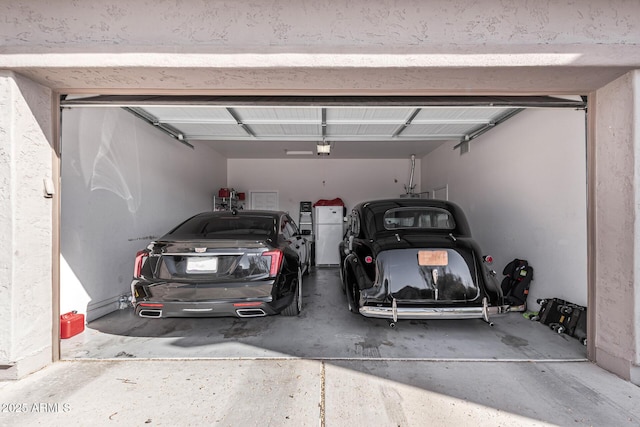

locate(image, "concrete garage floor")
(2, 269), (640, 426)
(61, 268), (588, 361)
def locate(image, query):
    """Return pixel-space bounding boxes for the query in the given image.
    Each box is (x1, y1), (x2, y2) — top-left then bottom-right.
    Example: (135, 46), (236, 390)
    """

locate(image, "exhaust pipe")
(236, 308), (267, 317)
(139, 309), (162, 318)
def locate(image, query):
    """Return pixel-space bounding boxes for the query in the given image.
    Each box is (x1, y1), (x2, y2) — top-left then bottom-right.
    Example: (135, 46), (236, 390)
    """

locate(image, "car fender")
(480, 260), (504, 304)
(343, 253), (374, 291)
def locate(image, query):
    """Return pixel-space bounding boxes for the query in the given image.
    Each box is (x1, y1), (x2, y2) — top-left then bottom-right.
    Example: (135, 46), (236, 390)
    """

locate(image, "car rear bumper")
(359, 300), (510, 322)
(131, 276), (298, 318)
(134, 299), (285, 318)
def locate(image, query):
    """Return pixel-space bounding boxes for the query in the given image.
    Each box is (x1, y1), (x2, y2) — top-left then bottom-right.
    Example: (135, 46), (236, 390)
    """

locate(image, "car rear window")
(383, 207), (455, 230)
(169, 215), (277, 238)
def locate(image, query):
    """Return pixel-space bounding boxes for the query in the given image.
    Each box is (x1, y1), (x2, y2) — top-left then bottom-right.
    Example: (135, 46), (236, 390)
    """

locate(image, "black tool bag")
(533, 298), (588, 346)
(560, 303), (587, 345)
(500, 259), (534, 307)
(535, 297), (568, 325)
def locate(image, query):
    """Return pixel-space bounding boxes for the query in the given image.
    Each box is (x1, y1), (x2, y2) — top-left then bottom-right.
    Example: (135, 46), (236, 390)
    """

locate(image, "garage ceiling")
(62, 95), (586, 159)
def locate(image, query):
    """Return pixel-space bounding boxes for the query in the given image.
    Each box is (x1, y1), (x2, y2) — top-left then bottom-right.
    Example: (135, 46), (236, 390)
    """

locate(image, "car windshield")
(383, 207), (455, 230)
(169, 215), (277, 238)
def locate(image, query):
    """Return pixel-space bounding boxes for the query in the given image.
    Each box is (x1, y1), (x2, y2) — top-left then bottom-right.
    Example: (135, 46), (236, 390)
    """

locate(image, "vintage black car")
(339, 199), (508, 325)
(131, 210), (310, 318)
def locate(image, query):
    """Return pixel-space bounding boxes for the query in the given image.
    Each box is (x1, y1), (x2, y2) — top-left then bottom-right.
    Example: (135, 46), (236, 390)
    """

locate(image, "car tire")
(282, 268), (302, 316)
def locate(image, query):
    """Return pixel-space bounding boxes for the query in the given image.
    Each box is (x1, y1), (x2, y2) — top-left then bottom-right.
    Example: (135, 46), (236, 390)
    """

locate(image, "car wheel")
(282, 268), (302, 316)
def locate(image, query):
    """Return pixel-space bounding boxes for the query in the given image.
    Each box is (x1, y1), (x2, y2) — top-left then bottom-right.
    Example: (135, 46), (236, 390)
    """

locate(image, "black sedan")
(339, 199), (508, 326)
(131, 210), (310, 318)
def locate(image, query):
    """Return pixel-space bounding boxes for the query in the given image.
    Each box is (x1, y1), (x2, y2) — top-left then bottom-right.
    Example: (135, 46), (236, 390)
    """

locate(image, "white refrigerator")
(314, 206), (344, 266)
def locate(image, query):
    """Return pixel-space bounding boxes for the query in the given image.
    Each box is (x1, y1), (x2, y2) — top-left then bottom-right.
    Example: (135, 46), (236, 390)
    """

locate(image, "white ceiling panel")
(326, 123), (402, 137)
(235, 107), (320, 123)
(144, 106), (236, 123)
(176, 123), (250, 138)
(247, 123), (321, 137)
(401, 123), (480, 137)
(326, 107), (414, 123)
(412, 107), (507, 122)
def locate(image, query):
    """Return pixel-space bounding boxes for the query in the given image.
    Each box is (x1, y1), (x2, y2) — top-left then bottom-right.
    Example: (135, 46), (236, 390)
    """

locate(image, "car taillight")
(262, 249), (283, 277)
(134, 250), (149, 278)
(233, 302), (263, 307)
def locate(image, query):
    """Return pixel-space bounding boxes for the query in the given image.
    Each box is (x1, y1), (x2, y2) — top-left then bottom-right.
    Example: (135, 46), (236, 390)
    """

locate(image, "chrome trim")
(359, 304), (510, 320)
(161, 252), (246, 256)
(139, 309), (162, 318)
(182, 308), (214, 312)
(236, 308), (267, 317)
(482, 297), (490, 323)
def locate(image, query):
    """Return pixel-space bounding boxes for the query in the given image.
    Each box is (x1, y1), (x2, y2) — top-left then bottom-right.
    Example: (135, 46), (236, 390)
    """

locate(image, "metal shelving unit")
(213, 189), (244, 211)
(298, 201), (314, 236)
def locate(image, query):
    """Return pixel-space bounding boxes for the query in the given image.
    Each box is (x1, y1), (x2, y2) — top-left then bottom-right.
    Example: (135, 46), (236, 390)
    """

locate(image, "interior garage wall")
(420, 108), (587, 309)
(227, 158), (420, 220)
(61, 108), (227, 321)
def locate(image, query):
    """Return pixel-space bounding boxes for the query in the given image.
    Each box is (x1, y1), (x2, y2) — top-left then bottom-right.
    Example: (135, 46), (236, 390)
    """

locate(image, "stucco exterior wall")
(0, 1), (639, 93)
(0, 72), (53, 379)
(3, 0), (638, 47)
(594, 71), (640, 383)
(0, 0), (638, 382)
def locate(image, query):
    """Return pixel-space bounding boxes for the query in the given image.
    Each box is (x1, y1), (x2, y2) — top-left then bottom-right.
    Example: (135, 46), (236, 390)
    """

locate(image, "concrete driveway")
(3, 269), (634, 426)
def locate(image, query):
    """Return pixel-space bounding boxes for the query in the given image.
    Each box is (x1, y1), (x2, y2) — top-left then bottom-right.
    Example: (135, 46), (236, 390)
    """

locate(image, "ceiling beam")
(124, 107), (194, 149)
(392, 108), (422, 138)
(226, 107), (256, 138)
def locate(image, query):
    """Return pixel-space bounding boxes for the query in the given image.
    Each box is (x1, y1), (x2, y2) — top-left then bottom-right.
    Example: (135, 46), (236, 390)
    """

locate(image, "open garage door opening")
(58, 95), (588, 361)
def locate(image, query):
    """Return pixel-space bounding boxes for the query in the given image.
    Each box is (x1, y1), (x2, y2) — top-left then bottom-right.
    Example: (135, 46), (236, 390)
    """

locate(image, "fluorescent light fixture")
(286, 150), (313, 155)
(317, 142), (330, 156)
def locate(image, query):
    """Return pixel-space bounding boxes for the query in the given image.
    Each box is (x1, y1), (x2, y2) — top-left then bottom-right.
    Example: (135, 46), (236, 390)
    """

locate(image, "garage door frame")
(52, 92), (593, 362)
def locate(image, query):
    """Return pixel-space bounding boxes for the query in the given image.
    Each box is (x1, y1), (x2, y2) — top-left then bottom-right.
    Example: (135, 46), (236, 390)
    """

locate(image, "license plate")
(186, 256), (218, 273)
(418, 250), (448, 266)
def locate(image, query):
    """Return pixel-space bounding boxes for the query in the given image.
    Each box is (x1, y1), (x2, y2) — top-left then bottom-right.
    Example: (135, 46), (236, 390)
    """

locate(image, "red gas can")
(60, 311), (85, 339)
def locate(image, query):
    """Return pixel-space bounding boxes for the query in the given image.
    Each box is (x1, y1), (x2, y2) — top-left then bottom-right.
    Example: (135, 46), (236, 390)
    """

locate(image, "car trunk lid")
(152, 239), (274, 282)
(376, 247), (481, 303)
(140, 240), (277, 301)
